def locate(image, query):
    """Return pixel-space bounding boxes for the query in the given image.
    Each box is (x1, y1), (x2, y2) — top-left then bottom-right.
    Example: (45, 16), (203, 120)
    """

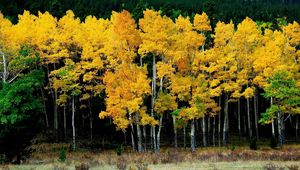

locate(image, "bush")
(250, 137), (258, 150)
(59, 147), (66, 162)
(226, 145), (236, 151)
(0, 154), (6, 164)
(115, 144), (123, 156)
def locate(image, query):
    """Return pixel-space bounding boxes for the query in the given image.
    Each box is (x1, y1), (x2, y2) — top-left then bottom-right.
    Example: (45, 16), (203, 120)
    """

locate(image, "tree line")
(1, 0), (300, 24)
(0, 9), (299, 157)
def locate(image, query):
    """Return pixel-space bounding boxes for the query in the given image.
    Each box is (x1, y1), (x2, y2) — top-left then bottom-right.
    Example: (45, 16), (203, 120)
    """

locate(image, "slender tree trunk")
(254, 93), (259, 139)
(296, 116), (298, 141)
(208, 117), (211, 145)
(272, 120), (275, 138)
(53, 65), (59, 142)
(123, 131), (127, 146)
(243, 115), (247, 135)
(143, 126), (146, 151)
(130, 122), (136, 151)
(223, 94), (228, 145)
(46, 66), (57, 141)
(218, 97), (221, 147)
(238, 99), (241, 139)
(40, 88), (49, 128)
(191, 119), (196, 152)
(277, 111), (282, 146)
(156, 77), (164, 152)
(157, 115), (163, 152)
(64, 106), (67, 140)
(151, 55), (157, 152)
(281, 115), (285, 144)
(72, 96), (76, 151)
(1, 50), (7, 82)
(54, 95), (58, 140)
(213, 117), (216, 146)
(150, 127), (153, 150)
(173, 116), (178, 148)
(136, 114), (143, 152)
(271, 97), (275, 140)
(202, 117), (207, 146)
(183, 126), (186, 148)
(89, 100), (93, 142)
(246, 98), (252, 139)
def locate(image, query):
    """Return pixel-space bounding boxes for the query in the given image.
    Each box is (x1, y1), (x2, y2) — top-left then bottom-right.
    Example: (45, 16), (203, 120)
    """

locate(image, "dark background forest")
(1, 0), (300, 23)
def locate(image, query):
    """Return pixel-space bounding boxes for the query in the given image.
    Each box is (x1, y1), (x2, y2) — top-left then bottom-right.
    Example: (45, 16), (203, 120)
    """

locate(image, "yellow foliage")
(156, 62), (174, 78)
(154, 92), (177, 114)
(193, 12), (211, 32)
(243, 87), (254, 98)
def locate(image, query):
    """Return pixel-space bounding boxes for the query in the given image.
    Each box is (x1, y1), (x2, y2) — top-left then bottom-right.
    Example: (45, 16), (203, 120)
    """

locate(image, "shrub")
(230, 145), (236, 151)
(115, 144), (123, 156)
(59, 147), (66, 162)
(0, 154), (6, 164)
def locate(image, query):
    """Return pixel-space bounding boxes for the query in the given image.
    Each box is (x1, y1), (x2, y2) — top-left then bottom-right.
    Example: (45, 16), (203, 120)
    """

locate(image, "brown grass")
(16, 143), (300, 169)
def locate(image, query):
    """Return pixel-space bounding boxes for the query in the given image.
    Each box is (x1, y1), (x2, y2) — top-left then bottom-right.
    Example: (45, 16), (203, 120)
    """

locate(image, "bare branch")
(8, 70), (23, 84)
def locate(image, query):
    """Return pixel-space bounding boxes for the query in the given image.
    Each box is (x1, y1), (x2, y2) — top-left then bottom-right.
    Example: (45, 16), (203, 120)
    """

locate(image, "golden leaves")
(138, 9), (176, 58)
(193, 12), (211, 32)
(101, 63), (151, 129)
(154, 92), (177, 114)
(243, 87), (254, 98)
(157, 62), (174, 78)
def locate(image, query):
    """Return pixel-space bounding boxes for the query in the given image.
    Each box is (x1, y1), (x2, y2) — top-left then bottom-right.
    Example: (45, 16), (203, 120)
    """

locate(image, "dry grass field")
(1, 143), (300, 170)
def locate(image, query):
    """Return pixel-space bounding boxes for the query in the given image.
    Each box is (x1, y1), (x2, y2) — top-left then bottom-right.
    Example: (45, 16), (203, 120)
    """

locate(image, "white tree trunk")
(191, 119), (196, 152)
(173, 116), (178, 148)
(0, 50), (7, 82)
(136, 113), (143, 152)
(72, 96), (76, 151)
(271, 97), (275, 138)
(223, 94), (228, 145)
(247, 98), (252, 139)
(202, 117), (207, 146)
(130, 122), (136, 151)
(157, 115), (163, 152)
(254, 93), (259, 139)
(277, 111), (282, 146)
(151, 55), (157, 152)
(143, 126), (146, 151)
